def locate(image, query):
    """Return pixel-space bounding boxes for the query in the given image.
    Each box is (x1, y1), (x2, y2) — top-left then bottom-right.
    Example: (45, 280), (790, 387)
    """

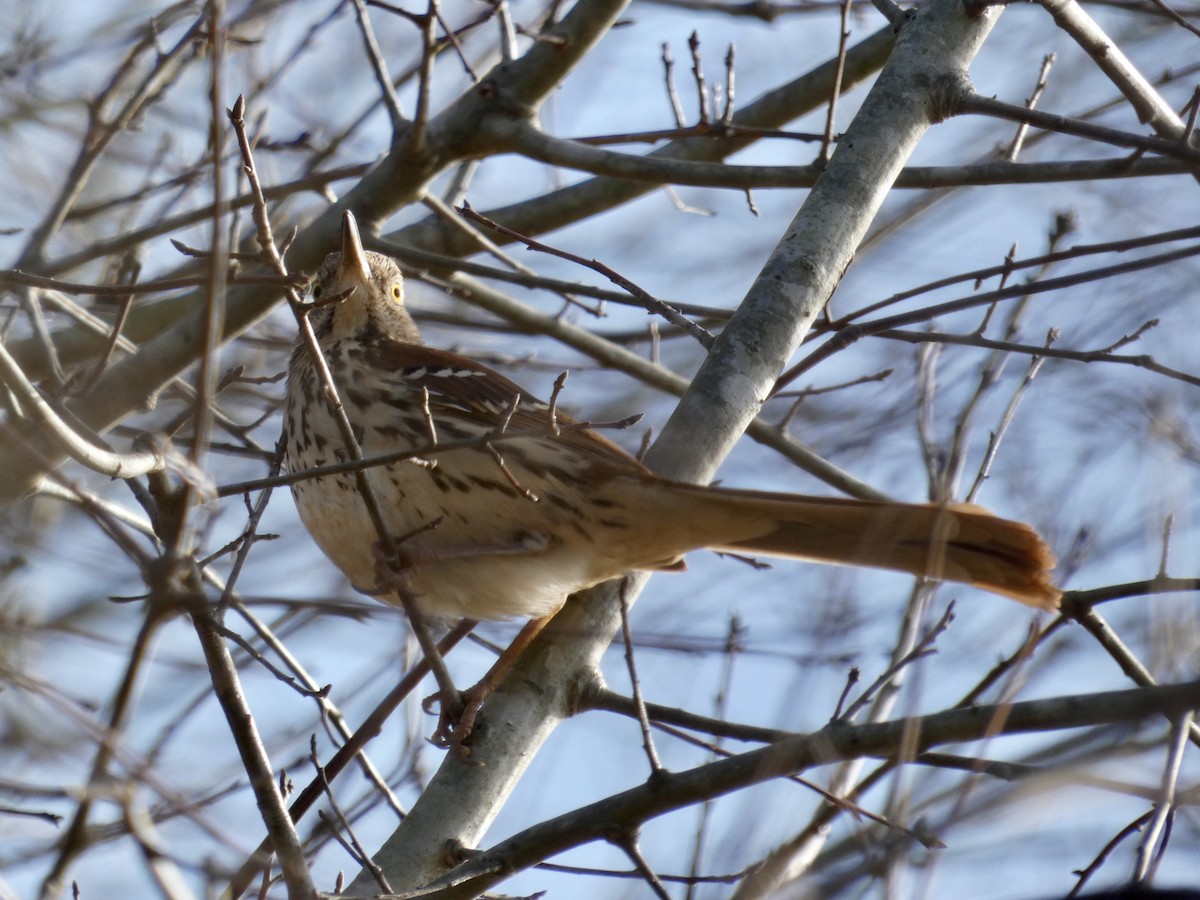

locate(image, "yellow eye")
(391, 284), (403, 302)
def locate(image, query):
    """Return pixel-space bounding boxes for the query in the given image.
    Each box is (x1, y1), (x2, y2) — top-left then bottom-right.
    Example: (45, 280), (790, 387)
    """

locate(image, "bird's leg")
(369, 542), (478, 753)
(372, 535), (557, 756)
(425, 614), (554, 754)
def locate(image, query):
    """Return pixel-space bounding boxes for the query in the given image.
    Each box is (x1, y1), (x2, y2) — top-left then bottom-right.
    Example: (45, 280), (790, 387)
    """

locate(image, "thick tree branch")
(416, 679), (1200, 899)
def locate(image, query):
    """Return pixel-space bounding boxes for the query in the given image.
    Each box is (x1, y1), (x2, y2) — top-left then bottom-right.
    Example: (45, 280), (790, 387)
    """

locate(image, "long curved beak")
(339, 211), (372, 283)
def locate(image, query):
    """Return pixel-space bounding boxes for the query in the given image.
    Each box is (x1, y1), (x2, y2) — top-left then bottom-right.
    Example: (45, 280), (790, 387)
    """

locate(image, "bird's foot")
(424, 681), (490, 762)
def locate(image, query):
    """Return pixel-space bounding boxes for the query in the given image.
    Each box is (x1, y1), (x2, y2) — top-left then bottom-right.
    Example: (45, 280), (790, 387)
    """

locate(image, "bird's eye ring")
(312, 283), (323, 299)
(391, 285), (402, 302)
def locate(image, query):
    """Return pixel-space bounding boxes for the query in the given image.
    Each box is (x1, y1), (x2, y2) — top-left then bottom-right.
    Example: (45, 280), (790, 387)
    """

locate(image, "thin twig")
(75, 254), (139, 394)
(1134, 711), (1191, 881)
(349, 0), (406, 136)
(1007, 53), (1056, 162)
(684, 615), (744, 899)
(688, 32), (709, 125)
(614, 834), (671, 900)
(546, 372), (568, 435)
(421, 190), (535, 274)
(222, 624), (473, 898)
(492, 0), (519, 60)
(458, 203), (715, 347)
(38, 610), (168, 898)
(821, 0), (853, 162)
(310, 737), (393, 893)
(778, 240), (1200, 388)
(1068, 606), (1200, 748)
(409, 0), (440, 154)
(840, 602), (956, 723)
(619, 579), (663, 774)
(878, 326), (1200, 390)
(217, 415), (644, 497)
(0, 268), (303, 295)
(1067, 811), (1155, 897)
(720, 43), (736, 124)
(966, 344), (1048, 502)
(182, 0), (229, 558)
(869, 0), (908, 28)
(961, 91), (1200, 163)
(192, 595), (317, 898)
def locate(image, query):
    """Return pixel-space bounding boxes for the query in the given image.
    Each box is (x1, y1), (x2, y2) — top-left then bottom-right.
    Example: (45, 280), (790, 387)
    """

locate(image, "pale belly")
(289, 460), (604, 620)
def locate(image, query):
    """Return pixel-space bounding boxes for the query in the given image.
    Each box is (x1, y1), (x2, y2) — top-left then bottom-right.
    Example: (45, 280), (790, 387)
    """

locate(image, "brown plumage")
(283, 212), (1060, 622)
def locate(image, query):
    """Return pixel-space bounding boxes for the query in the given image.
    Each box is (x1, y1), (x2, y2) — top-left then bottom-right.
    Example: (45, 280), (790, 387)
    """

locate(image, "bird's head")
(306, 211), (421, 345)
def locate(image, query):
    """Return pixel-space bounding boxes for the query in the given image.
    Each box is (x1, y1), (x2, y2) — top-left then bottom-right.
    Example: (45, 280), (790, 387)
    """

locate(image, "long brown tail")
(719, 492), (1059, 609)
(607, 478), (1061, 610)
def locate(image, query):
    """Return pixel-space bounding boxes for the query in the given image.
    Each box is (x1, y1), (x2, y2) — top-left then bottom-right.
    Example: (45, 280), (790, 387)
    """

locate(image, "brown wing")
(364, 341), (651, 471)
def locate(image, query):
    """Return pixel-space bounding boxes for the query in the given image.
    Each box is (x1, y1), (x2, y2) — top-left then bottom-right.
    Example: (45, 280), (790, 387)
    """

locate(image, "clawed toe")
(424, 682), (492, 760)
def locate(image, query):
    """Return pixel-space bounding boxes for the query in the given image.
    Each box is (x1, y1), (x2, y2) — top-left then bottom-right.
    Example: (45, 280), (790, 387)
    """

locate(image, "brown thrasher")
(284, 213), (1058, 636)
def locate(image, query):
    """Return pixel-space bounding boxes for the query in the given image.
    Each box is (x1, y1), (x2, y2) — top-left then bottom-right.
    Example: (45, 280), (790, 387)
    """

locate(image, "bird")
(284, 212), (1060, 632)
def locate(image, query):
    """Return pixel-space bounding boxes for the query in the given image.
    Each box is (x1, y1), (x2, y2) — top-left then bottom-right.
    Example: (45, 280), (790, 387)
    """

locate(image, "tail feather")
(724, 500), (1058, 609)
(611, 479), (1060, 610)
